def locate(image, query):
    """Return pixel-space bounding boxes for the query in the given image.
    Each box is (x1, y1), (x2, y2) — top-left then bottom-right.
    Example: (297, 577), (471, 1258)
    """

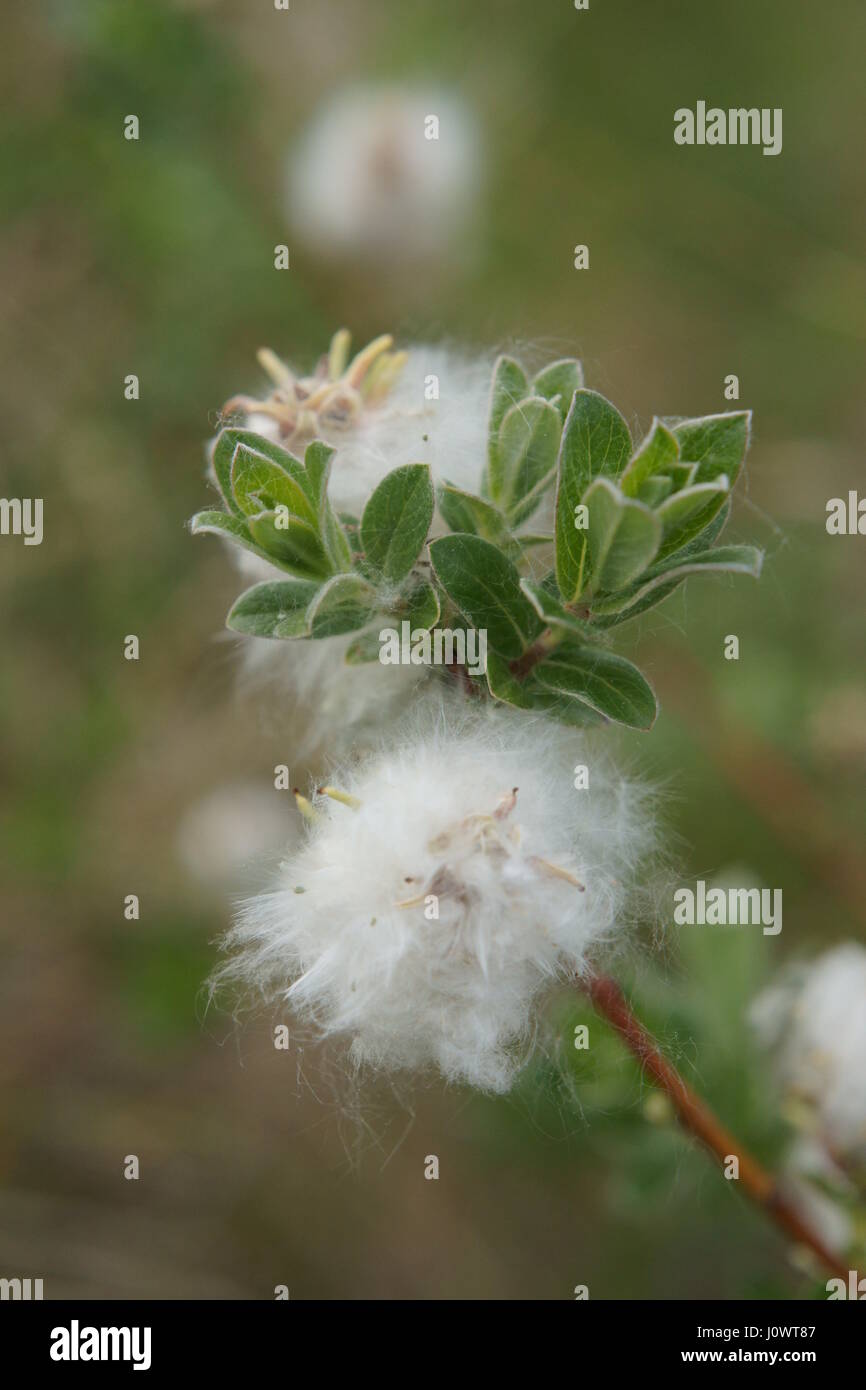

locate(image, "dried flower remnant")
(221, 329), (407, 453)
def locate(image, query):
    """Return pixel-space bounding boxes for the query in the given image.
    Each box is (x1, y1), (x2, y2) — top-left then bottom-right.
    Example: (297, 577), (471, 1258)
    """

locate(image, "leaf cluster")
(192, 353), (762, 730)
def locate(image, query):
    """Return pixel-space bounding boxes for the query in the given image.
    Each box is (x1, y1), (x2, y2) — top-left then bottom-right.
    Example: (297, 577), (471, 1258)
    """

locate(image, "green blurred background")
(1, 0), (864, 1299)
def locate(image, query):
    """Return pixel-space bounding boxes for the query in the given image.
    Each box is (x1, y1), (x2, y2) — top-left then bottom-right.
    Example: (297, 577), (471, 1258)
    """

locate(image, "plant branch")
(508, 629), (562, 681)
(583, 970), (849, 1282)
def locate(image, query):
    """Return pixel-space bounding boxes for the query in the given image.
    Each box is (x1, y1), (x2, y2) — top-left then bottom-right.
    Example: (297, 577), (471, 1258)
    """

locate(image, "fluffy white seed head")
(217, 702), (657, 1092)
(750, 942), (866, 1165)
(286, 85), (480, 263)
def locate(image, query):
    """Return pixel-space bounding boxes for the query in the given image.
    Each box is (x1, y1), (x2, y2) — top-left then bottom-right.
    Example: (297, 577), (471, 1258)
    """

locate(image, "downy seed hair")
(217, 700), (657, 1092)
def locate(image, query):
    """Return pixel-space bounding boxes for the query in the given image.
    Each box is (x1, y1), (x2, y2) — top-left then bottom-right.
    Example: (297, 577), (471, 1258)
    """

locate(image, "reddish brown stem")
(509, 631), (560, 681)
(584, 970), (849, 1282)
(444, 662), (484, 697)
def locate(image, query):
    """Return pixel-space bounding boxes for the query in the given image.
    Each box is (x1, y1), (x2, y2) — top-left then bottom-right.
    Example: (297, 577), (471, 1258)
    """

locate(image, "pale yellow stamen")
(256, 347), (297, 391)
(293, 788), (321, 824)
(531, 856), (585, 891)
(327, 327), (352, 380)
(394, 891), (428, 910)
(316, 785), (361, 810)
(361, 349), (408, 402)
(345, 333), (394, 388)
(223, 330), (405, 444)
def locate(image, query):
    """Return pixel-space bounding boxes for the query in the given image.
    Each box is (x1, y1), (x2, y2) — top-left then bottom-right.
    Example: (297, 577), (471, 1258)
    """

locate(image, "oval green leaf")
(535, 642), (658, 730)
(583, 477), (662, 591)
(429, 533), (541, 659)
(360, 464), (434, 583)
(554, 389), (632, 603)
(226, 579), (320, 638)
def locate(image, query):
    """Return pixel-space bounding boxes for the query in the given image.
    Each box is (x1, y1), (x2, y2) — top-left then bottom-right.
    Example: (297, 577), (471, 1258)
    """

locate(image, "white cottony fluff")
(219, 703), (655, 1092)
(235, 626), (425, 763)
(286, 86), (480, 264)
(750, 942), (866, 1164)
(324, 342), (493, 515)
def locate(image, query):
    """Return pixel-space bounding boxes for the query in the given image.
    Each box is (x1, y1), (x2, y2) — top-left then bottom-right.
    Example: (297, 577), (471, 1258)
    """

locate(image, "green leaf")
(319, 497), (353, 573)
(515, 532), (554, 551)
(360, 464), (434, 583)
(338, 513), (363, 563)
(655, 478), (729, 536)
(226, 578), (320, 638)
(307, 574), (378, 638)
(485, 651), (608, 727)
(590, 544), (764, 618)
(652, 486), (731, 564)
(344, 630), (383, 664)
(230, 442), (318, 525)
(428, 533), (541, 659)
(484, 356), (529, 500)
(668, 462), (698, 491)
(646, 542), (764, 585)
(395, 578), (441, 631)
(247, 510), (333, 580)
(484, 650), (536, 708)
(508, 474), (559, 528)
(591, 503), (737, 627)
(535, 642), (658, 730)
(554, 390), (632, 603)
(619, 419), (680, 498)
(589, 576), (686, 629)
(190, 510), (273, 565)
(543, 696), (610, 728)
(209, 429), (248, 517)
(271, 442), (353, 578)
(519, 578), (594, 638)
(296, 439), (352, 573)
(635, 475), (674, 507)
(437, 484), (513, 549)
(303, 439), (336, 504)
(212, 429), (312, 517)
(532, 358), (584, 422)
(672, 411), (751, 485)
(498, 395), (561, 518)
(673, 496), (732, 555)
(583, 477), (662, 591)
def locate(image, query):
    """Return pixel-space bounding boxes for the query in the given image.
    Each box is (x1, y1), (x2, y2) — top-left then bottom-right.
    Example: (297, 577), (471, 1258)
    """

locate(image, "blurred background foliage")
(1, 0), (864, 1298)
